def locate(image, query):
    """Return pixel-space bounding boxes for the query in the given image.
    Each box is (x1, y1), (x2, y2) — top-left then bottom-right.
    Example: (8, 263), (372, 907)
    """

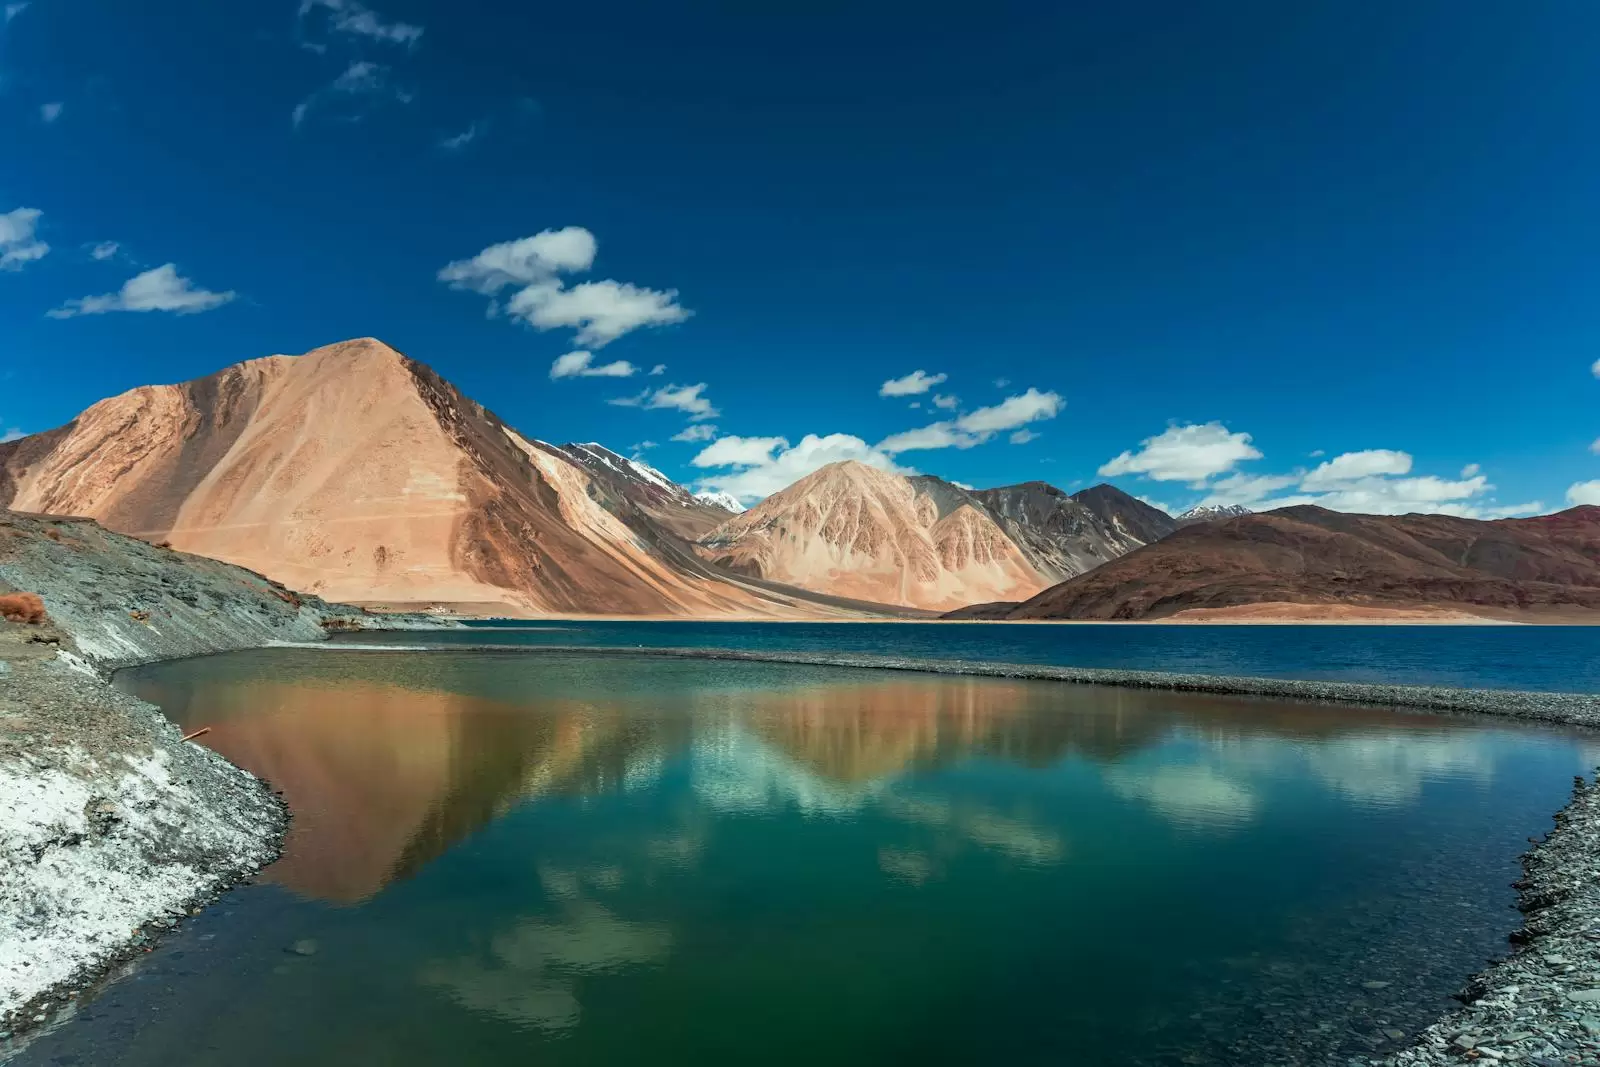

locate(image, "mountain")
(971, 481), (1160, 582)
(1069, 484), (1180, 548)
(1175, 504), (1253, 527)
(537, 441), (734, 539)
(986, 505), (1600, 621)
(695, 463), (1175, 611)
(696, 462), (1045, 611)
(695, 490), (746, 514)
(0, 338), (862, 618)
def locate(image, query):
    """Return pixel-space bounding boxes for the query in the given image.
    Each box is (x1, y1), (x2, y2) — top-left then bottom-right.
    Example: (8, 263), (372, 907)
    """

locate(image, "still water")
(13, 647), (1598, 1066)
(337, 619), (1600, 692)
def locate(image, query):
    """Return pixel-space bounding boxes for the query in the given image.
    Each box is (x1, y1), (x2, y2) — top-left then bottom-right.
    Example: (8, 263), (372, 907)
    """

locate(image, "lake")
(335, 619), (1600, 692)
(10, 631), (1598, 1067)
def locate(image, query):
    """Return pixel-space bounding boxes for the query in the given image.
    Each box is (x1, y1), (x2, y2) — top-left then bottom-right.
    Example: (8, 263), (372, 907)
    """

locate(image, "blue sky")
(3, 0), (1599, 512)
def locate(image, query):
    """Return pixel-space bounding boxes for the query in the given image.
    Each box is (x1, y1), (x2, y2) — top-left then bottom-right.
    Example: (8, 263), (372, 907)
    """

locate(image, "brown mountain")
(696, 463), (1176, 611)
(983, 504), (1600, 621)
(696, 461), (1044, 611)
(0, 338), (862, 618)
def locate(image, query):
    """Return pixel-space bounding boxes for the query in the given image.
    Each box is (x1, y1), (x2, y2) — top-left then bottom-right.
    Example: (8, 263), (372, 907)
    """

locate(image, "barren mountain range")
(696, 465), (1168, 611)
(960, 505), (1600, 621)
(0, 338), (1168, 617)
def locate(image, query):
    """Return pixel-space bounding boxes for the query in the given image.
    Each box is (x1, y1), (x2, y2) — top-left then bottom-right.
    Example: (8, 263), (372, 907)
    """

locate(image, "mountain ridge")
(976, 504), (1600, 621)
(0, 340), (873, 617)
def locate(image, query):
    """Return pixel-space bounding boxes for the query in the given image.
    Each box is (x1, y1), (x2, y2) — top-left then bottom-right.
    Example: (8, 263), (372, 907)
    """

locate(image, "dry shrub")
(0, 592), (48, 625)
(129, 609), (151, 622)
(44, 529), (61, 542)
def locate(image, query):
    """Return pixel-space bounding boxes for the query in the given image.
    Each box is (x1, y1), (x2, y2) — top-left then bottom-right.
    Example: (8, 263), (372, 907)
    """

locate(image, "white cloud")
(39, 101), (62, 123)
(671, 423), (717, 443)
(1258, 474), (1493, 517)
(438, 121), (481, 153)
(48, 263), (235, 318)
(1009, 429), (1038, 445)
(298, 0), (422, 48)
(877, 423), (975, 454)
(1099, 422), (1261, 484)
(89, 241), (119, 261)
(879, 370), (947, 397)
(630, 440), (657, 453)
(1195, 472), (1300, 508)
(693, 433), (911, 503)
(292, 60), (408, 128)
(993, 377), (1010, 389)
(1301, 449), (1413, 490)
(0, 207), (49, 270)
(1, 428), (24, 443)
(691, 435), (790, 469)
(1592, 358), (1600, 379)
(509, 280), (689, 348)
(1569, 481), (1600, 507)
(1590, 438), (1600, 456)
(957, 389), (1060, 434)
(878, 388), (1062, 455)
(609, 382), (717, 420)
(1460, 463), (1480, 478)
(649, 364), (666, 376)
(3, 3), (27, 23)
(439, 227), (595, 291)
(549, 350), (636, 380)
(439, 227), (688, 347)
(931, 393), (959, 410)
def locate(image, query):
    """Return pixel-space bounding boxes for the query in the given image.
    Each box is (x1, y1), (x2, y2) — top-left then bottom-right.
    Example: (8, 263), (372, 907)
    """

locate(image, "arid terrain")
(955, 505), (1600, 621)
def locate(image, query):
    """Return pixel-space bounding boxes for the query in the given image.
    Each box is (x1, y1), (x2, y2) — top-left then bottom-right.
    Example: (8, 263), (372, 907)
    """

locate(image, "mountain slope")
(971, 481), (1161, 582)
(0, 339), (853, 618)
(996, 505), (1600, 620)
(1069, 484), (1180, 548)
(697, 461), (1049, 611)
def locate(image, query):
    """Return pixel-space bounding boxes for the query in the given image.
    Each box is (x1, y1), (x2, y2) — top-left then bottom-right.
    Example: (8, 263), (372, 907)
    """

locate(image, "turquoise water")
(11, 647), (1597, 1066)
(336, 619), (1600, 691)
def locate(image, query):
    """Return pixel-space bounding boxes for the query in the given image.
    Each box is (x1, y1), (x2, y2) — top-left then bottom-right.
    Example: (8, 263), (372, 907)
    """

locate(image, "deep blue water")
(332, 620), (1600, 692)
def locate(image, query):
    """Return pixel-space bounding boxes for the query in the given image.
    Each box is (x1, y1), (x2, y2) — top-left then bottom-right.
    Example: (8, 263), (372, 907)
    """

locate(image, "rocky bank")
(0, 511), (434, 1036)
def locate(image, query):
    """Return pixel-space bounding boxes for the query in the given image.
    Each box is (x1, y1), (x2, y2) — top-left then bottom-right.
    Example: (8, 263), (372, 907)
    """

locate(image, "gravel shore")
(0, 512), (443, 1041)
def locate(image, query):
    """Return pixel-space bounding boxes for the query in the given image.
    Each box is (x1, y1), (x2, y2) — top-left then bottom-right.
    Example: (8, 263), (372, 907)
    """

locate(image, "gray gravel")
(0, 512), (448, 1043)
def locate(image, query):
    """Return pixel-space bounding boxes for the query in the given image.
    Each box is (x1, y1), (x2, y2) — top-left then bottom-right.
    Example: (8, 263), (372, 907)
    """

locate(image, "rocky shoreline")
(0, 512), (443, 1040)
(1382, 773), (1600, 1066)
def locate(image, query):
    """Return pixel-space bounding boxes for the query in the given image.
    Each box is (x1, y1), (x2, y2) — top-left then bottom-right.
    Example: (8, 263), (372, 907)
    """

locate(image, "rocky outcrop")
(990, 504), (1600, 620)
(0, 339), (862, 619)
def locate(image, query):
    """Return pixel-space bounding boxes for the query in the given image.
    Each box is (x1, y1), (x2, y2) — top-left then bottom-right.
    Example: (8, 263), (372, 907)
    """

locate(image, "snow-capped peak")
(1176, 504), (1252, 525)
(695, 490), (746, 513)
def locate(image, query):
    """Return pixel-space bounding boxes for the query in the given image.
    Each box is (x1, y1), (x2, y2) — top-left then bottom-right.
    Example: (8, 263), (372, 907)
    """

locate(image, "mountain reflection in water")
(121, 649), (1516, 905)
